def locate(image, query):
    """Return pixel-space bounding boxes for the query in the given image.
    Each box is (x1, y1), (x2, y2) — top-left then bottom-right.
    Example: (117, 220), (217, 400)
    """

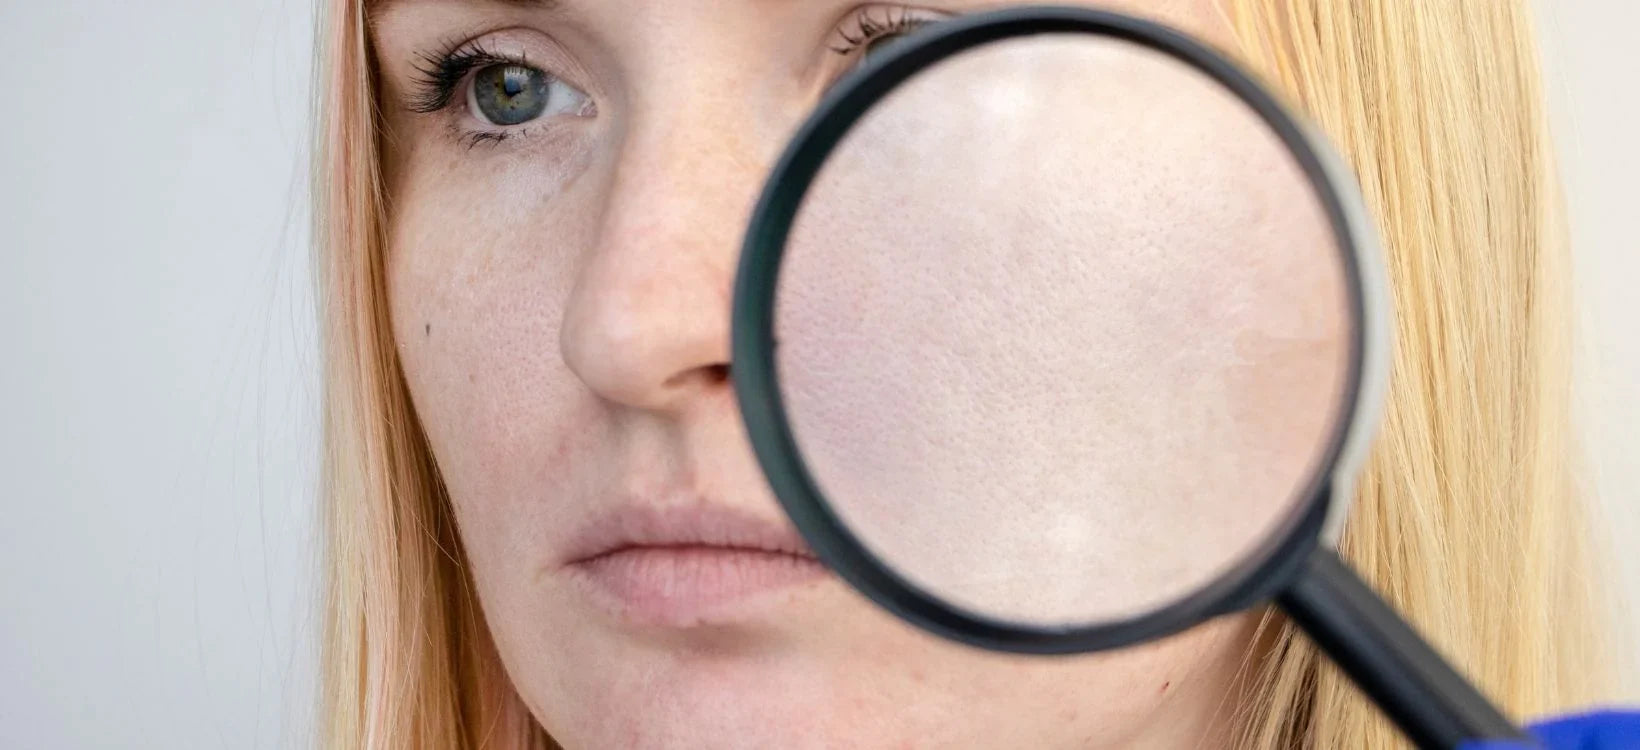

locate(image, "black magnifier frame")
(731, 6), (1526, 749)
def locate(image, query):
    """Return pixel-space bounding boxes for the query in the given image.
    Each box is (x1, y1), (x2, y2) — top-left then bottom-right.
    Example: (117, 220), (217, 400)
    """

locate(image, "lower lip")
(566, 546), (828, 627)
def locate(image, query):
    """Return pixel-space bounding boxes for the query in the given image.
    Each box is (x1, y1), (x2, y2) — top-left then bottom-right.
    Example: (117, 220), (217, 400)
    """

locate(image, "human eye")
(405, 33), (594, 148)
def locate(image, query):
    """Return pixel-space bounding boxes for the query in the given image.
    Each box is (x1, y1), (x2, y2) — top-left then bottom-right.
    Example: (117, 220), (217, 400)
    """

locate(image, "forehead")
(365, 0), (1230, 41)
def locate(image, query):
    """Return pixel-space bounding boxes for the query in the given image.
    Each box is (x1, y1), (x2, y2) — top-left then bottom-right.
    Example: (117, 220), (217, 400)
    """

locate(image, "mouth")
(560, 504), (829, 628)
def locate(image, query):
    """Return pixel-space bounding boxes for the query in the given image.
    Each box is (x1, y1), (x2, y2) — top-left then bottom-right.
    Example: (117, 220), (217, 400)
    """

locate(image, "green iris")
(473, 64), (551, 126)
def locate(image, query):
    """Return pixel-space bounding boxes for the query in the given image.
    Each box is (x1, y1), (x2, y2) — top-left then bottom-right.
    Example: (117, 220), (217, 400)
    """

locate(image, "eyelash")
(409, 39), (564, 148)
(407, 38), (523, 115)
(403, 5), (942, 146)
(831, 5), (940, 55)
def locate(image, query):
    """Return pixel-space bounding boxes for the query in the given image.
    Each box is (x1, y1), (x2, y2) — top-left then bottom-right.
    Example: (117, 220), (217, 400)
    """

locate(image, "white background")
(0, 2), (1633, 747)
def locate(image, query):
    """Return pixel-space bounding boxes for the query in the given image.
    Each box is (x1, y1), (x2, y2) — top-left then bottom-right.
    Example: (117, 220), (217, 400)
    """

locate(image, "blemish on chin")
(1161, 680), (1171, 694)
(425, 322), (432, 337)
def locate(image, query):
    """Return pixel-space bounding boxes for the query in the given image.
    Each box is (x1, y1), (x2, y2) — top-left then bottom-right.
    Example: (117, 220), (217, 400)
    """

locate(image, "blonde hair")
(316, 2), (547, 745)
(315, 1), (1610, 747)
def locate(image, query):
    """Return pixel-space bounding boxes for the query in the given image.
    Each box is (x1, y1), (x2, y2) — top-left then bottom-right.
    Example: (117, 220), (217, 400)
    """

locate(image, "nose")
(559, 109), (770, 414)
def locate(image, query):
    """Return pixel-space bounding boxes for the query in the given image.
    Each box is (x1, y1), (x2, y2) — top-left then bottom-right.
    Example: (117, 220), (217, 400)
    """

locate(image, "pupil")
(502, 67), (526, 98)
(473, 63), (551, 126)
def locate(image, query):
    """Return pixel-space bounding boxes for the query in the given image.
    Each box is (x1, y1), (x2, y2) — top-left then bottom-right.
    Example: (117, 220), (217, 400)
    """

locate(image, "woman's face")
(373, 2), (1284, 747)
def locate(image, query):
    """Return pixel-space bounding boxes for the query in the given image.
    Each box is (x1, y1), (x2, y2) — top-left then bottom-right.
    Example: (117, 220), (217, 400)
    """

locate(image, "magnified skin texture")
(372, 1), (1338, 748)
(779, 38), (1351, 624)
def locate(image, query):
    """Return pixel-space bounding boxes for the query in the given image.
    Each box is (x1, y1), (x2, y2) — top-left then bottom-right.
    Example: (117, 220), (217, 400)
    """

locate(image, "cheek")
(770, 40), (1347, 624)
(383, 140), (605, 575)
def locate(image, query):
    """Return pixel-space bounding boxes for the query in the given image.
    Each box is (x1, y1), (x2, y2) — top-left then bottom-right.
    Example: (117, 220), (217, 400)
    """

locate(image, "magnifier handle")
(1277, 547), (1529, 750)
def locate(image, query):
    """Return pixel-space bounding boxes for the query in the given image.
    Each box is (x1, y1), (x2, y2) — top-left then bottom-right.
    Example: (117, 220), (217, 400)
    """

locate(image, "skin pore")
(372, 1), (1284, 748)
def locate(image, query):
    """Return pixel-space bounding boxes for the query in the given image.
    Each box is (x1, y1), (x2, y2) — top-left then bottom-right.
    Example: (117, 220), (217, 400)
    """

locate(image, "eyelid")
(406, 43), (513, 113)
(403, 27), (593, 116)
(829, 4), (953, 55)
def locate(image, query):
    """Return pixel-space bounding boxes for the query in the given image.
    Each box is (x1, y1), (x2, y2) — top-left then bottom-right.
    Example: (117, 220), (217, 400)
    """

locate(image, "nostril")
(661, 363), (731, 391)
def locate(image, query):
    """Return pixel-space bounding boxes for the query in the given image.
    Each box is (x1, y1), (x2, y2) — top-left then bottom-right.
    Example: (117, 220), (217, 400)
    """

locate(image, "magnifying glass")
(731, 7), (1526, 749)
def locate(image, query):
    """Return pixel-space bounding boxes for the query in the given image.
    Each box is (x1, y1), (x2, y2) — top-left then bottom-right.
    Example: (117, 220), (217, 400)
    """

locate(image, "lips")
(560, 504), (828, 627)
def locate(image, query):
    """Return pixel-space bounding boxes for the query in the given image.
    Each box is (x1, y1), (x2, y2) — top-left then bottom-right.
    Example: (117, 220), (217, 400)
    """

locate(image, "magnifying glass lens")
(773, 35), (1356, 626)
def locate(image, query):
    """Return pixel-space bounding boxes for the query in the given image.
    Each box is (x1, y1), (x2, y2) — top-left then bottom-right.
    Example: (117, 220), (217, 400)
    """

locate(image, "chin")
(531, 636), (879, 750)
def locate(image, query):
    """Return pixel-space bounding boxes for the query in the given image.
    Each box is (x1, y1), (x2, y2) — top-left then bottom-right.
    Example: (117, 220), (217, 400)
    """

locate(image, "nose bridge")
(606, 92), (766, 266)
(559, 63), (777, 413)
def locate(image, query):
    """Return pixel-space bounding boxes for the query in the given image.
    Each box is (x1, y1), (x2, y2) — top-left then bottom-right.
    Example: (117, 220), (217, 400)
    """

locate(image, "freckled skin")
(369, 1), (1335, 748)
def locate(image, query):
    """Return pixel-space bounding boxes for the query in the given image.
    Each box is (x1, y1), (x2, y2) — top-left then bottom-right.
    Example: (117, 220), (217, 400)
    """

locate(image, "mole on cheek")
(425, 322), (432, 337)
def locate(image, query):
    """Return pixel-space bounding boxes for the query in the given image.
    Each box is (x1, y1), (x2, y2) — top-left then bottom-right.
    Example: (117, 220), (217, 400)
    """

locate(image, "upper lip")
(560, 501), (819, 566)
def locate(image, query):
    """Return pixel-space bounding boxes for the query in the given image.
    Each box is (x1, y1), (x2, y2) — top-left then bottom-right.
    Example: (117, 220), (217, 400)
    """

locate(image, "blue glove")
(1459, 711), (1640, 749)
